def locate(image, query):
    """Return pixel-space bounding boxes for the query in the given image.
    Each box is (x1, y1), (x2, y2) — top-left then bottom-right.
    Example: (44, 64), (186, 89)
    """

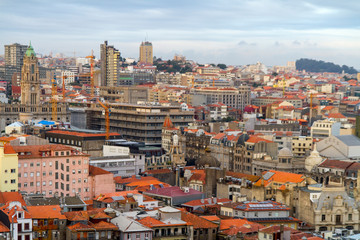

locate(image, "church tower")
(21, 42), (40, 105)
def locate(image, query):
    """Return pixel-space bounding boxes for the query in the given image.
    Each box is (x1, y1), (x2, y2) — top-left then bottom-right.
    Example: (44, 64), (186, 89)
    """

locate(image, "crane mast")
(51, 74), (57, 121)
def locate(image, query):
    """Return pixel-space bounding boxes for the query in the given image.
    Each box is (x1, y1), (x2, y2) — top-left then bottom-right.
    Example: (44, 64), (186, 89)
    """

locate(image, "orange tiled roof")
(327, 113), (346, 119)
(27, 205), (66, 220)
(92, 221), (118, 230)
(180, 209), (217, 229)
(0, 192), (26, 206)
(137, 216), (166, 228)
(220, 219), (259, 230)
(47, 130), (120, 138)
(163, 115), (174, 128)
(114, 175), (157, 184)
(254, 170), (305, 187)
(226, 171), (260, 182)
(89, 165), (111, 176)
(246, 136), (272, 143)
(0, 221), (9, 232)
(4, 144), (16, 154)
(200, 215), (220, 222)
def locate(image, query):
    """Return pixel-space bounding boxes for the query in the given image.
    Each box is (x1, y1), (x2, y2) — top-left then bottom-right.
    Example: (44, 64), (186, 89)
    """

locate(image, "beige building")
(292, 136), (313, 158)
(191, 86), (250, 110)
(294, 183), (359, 232)
(139, 41), (153, 65)
(311, 119), (341, 140)
(100, 40), (120, 86)
(100, 85), (149, 103)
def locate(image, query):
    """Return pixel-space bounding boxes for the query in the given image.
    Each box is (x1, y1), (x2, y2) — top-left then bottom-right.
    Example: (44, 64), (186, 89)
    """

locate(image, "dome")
(195, 150), (221, 168)
(25, 41), (36, 57)
(305, 144), (323, 172)
(237, 134), (250, 146)
(278, 147), (293, 157)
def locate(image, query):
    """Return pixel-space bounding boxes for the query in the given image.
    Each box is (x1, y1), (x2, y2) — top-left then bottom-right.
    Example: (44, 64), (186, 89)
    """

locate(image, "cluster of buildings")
(1, 40), (360, 239)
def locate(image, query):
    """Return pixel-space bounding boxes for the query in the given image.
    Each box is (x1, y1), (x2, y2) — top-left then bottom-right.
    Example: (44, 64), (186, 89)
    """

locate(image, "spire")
(163, 115), (174, 129)
(25, 41), (35, 57)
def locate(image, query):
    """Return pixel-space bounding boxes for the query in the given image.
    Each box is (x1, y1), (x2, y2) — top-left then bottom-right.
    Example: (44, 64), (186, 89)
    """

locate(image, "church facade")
(0, 43), (70, 130)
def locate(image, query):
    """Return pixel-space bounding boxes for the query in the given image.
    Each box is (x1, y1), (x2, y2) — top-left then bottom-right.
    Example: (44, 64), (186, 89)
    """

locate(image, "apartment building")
(100, 40), (120, 86)
(191, 86), (250, 110)
(310, 119), (341, 140)
(14, 144), (114, 200)
(292, 136), (313, 158)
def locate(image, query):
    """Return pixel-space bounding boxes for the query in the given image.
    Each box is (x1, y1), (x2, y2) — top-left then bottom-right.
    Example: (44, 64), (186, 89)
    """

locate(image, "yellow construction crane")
(283, 77), (285, 96)
(51, 74), (57, 121)
(97, 100), (110, 140)
(86, 50), (95, 100)
(62, 75), (67, 102)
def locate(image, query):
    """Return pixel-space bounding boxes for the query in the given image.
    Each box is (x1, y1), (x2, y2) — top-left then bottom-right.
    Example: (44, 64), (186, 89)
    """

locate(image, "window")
(78, 170), (82, 174)
(49, 171), (52, 176)
(66, 158), (69, 163)
(72, 161), (75, 165)
(49, 181), (52, 186)
(322, 215), (326, 221)
(30, 182), (34, 186)
(11, 179), (15, 184)
(43, 172), (46, 176)
(49, 162), (52, 167)
(72, 170), (75, 174)
(11, 169), (16, 173)
(30, 163), (34, 167)
(36, 162), (40, 167)
(24, 163), (28, 167)
(78, 160), (81, 165)
(349, 214), (352, 221)
(36, 182), (40, 186)
(24, 182), (28, 187)
(43, 181), (46, 186)
(78, 178), (81, 183)
(36, 172), (40, 177)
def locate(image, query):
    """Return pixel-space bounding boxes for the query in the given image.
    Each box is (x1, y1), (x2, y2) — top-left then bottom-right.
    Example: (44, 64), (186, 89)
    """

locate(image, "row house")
(220, 200), (301, 229)
(13, 144), (115, 200)
(233, 134), (277, 175)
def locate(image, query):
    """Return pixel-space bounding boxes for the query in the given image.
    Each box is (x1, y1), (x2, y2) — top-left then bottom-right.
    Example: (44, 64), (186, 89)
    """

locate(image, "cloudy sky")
(1, 0), (360, 69)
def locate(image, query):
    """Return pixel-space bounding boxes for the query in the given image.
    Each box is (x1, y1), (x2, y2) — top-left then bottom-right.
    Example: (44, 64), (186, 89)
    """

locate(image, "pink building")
(14, 145), (115, 200)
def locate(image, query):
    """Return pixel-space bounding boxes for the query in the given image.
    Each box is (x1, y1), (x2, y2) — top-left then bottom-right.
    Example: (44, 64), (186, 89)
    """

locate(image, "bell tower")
(21, 42), (40, 105)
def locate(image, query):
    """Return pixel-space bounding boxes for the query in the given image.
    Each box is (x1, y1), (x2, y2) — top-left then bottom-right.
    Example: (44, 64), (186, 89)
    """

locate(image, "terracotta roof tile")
(180, 209), (217, 229)
(27, 205), (66, 220)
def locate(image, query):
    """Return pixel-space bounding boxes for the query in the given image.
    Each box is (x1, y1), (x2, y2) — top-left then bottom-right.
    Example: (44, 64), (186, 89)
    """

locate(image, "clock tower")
(21, 42), (40, 105)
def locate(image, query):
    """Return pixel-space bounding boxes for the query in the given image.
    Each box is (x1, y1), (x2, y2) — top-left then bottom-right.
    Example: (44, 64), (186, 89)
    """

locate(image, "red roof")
(145, 186), (203, 197)
(47, 130), (120, 138)
(4, 144), (16, 154)
(89, 165), (112, 176)
(182, 197), (231, 207)
(254, 170), (305, 187)
(180, 209), (217, 229)
(27, 205), (66, 219)
(318, 159), (353, 170)
(247, 136), (272, 143)
(0, 192), (26, 206)
(163, 115), (174, 129)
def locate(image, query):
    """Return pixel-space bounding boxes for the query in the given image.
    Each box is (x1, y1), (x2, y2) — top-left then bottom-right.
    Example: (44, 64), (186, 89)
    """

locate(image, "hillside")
(296, 58), (358, 74)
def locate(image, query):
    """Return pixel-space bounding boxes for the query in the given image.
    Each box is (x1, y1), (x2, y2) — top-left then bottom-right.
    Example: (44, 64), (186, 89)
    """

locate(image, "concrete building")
(252, 97), (303, 108)
(87, 103), (194, 144)
(317, 135), (360, 160)
(191, 86), (250, 110)
(100, 85), (149, 103)
(43, 130), (123, 157)
(139, 41), (153, 65)
(292, 136), (313, 158)
(111, 215), (153, 240)
(311, 119), (341, 140)
(4, 43), (28, 85)
(144, 186), (203, 206)
(100, 40), (120, 86)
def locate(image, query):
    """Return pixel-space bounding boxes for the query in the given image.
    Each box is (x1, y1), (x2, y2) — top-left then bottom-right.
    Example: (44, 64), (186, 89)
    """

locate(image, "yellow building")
(139, 41), (153, 65)
(0, 144), (18, 192)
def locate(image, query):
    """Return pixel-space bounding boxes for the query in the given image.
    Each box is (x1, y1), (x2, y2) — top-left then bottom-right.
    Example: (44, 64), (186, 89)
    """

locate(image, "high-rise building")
(4, 43), (28, 95)
(20, 43), (40, 105)
(100, 40), (121, 86)
(139, 41), (153, 65)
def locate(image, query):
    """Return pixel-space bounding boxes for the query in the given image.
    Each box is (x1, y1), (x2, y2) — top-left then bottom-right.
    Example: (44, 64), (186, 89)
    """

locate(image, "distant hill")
(296, 58), (358, 74)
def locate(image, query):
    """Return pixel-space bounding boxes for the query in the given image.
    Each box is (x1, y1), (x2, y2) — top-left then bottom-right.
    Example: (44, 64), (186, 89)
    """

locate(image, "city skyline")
(1, 0), (360, 69)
